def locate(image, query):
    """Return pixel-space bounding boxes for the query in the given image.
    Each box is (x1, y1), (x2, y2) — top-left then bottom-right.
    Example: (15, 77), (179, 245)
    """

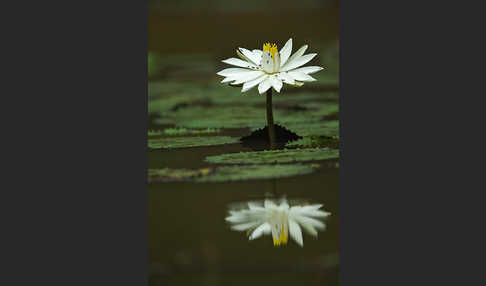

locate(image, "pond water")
(148, 6), (339, 285)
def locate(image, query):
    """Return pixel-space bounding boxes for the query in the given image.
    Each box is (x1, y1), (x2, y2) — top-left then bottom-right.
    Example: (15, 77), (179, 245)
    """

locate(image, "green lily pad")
(286, 136), (339, 149)
(155, 101), (339, 129)
(148, 136), (239, 149)
(284, 120), (339, 137)
(205, 147), (339, 164)
(148, 164), (320, 183)
(148, 83), (212, 115)
(277, 103), (339, 125)
(148, 128), (220, 137)
(157, 105), (267, 129)
(148, 167), (213, 182)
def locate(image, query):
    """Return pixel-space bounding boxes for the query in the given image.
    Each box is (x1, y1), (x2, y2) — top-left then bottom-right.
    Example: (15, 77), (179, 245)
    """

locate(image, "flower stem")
(266, 89), (276, 148)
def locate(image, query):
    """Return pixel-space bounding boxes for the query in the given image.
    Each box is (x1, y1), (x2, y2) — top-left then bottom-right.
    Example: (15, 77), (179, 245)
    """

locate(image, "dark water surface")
(149, 141), (339, 286)
(149, 5), (339, 285)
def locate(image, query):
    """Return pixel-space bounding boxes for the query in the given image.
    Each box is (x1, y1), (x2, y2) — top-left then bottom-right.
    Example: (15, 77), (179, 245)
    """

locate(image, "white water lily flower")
(216, 38), (324, 94)
(225, 197), (331, 247)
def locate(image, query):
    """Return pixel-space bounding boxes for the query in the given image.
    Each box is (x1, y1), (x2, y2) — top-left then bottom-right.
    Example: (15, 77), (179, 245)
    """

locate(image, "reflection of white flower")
(225, 197), (331, 247)
(216, 38), (324, 94)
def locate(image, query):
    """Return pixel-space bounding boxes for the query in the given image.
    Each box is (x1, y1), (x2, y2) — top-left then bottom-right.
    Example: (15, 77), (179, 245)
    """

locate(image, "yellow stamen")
(263, 43), (278, 58)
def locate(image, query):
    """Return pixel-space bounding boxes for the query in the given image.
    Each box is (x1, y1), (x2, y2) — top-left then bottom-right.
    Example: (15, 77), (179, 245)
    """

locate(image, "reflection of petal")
(225, 196), (330, 247)
(289, 218), (303, 247)
(231, 221), (261, 231)
(249, 222), (270, 240)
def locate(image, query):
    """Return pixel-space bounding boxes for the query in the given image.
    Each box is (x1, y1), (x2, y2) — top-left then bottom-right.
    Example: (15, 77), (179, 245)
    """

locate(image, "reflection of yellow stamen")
(272, 221), (288, 246)
(263, 42), (278, 67)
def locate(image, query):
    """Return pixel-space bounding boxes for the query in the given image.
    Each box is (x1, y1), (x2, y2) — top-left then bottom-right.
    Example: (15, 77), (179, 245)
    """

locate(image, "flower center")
(262, 42), (280, 74)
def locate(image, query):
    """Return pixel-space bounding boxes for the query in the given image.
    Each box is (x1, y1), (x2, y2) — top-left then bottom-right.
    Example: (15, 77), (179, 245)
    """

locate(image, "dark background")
(149, 0), (338, 54)
(3, 0), (483, 286)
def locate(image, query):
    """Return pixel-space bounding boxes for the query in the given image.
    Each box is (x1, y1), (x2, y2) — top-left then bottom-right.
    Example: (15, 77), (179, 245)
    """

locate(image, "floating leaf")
(148, 128), (220, 137)
(159, 106), (267, 129)
(205, 147), (339, 164)
(148, 136), (239, 149)
(148, 164), (319, 183)
(286, 136), (339, 149)
(156, 102), (339, 129)
(284, 121), (339, 137)
(277, 103), (339, 125)
(148, 167), (213, 182)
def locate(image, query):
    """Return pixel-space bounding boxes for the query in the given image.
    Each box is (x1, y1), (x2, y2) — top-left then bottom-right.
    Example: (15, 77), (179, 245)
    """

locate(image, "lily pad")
(284, 121), (339, 137)
(286, 136), (339, 149)
(148, 128), (220, 137)
(277, 103), (339, 125)
(148, 136), (239, 149)
(159, 106), (267, 129)
(148, 164), (319, 183)
(148, 167), (213, 182)
(156, 102), (339, 129)
(205, 147), (339, 164)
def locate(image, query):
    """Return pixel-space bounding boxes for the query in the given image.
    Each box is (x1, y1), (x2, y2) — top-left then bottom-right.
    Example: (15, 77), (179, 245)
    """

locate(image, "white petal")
(277, 72), (295, 85)
(217, 67), (253, 77)
(299, 205), (331, 218)
(278, 197), (289, 208)
(309, 210), (331, 218)
(239, 48), (261, 65)
(281, 53), (317, 72)
(249, 223), (270, 240)
(248, 201), (262, 210)
(299, 222), (318, 237)
(231, 221), (261, 231)
(252, 49), (263, 59)
(280, 45), (307, 70)
(294, 215), (326, 230)
(221, 70), (263, 84)
(225, 215), (249, 223)
(231, 71), (265, 85)
(270, 76), (283, 93)
(242, 74), (268, 93)
(221, 77), (236, 83)
(264, 198), (278, 208)
(291, 66), (324, 75)
(261, 51), (274, 74)
(273, 50), (280, 73)
(287, 71), (316, 82)
(289, 219), (304, 247)
(262, 222), (272, 235)
(293, 81), (305, 87)
(258, 77), (272, 94)
(279, 38), (293, 67)
(222, 58), (257, 69)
